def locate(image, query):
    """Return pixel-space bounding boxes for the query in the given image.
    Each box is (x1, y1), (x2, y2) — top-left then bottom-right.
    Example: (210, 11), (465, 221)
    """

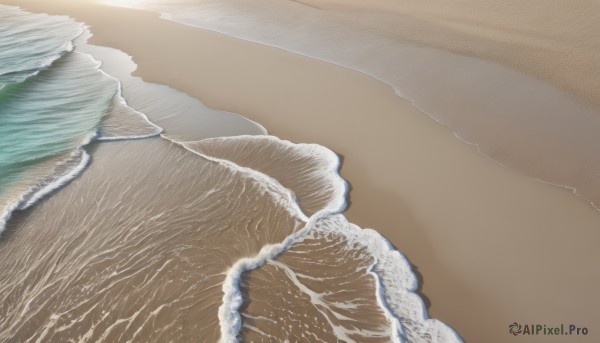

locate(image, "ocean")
(0, 5), (462, 342)
(0, 6), (165, 233)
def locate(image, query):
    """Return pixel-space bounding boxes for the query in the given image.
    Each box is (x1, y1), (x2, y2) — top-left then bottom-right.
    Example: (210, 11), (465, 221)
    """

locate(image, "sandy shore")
(4, 1), (600, 342)
(295, 0), (600, 111)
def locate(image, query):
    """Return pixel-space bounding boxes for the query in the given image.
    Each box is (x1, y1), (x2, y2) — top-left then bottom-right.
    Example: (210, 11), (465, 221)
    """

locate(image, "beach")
(1, 1), (600, 342)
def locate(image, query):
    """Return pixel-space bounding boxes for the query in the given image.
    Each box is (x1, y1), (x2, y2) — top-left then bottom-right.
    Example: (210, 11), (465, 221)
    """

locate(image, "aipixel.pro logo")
(509, 322), (589, 336)
(509, 322), (522, 335)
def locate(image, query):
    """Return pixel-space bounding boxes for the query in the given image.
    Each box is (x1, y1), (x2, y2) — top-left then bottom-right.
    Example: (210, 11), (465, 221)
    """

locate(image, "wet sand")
(296, 0), (600, 110)
(0, 138), (306, 341)
(116, 0), (600, 210)
(3, 1), (600, 342)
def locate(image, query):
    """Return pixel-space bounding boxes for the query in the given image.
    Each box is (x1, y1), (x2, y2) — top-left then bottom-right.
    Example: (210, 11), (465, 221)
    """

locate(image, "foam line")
(173, 134), (461, 342)
(0, 40), (75, 87)
(0, 133), (94, 235)
(167, 135), (413, 342)
(18, 149), (91, 211)
(0, 4), (85, 85)
(88, 47), (164, 141)
(218, 209), (338, 343)
(182, 134), (348, 214)
(160, 135), (347, 342)
(95, 89), (164, 141)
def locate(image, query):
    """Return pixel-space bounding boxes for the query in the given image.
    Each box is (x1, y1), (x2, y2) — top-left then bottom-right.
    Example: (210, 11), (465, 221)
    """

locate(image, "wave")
(319, 216), (463, 342)
(0, 8), (163, 235)
(163, 135), (345, 342)
(1, 3), (269, 236)
(182, 135), (347, 216)
(0, 5), (84, 87)
(0, 136), (93, 236)
(173, 135), (461, 342)
(18, 146), (92, 211)
(2, 4), (463, 342)
(0, 50), (162, 234)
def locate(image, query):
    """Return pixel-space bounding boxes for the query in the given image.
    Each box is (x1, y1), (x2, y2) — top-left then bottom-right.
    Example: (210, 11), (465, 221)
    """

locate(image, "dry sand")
(297, 0), (600, 111)
(3, 1), (600, 342)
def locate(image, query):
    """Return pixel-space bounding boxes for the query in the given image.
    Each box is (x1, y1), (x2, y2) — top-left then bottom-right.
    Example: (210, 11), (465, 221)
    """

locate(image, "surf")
(0, 6), (162, 234)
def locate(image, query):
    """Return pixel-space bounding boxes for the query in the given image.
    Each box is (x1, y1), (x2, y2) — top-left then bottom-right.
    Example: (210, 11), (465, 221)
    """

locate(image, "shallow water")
(0, 5), (164, 233)
(0, 5), (462, 343)
(0, 138), (305, 342)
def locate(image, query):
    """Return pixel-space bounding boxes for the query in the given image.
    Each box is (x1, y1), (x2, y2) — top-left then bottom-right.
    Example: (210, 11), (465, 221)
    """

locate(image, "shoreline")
(3, 1), (600, 342)
(95, 0), (600, 211)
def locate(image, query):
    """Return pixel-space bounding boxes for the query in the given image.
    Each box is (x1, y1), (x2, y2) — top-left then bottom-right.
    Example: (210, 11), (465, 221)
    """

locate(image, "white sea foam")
(174, 134), (459, 342)
(0, 137), (92, 235)
(317, 217), (463, 342)
(95, 81), (163, 141)
(0, 40), (76, 88)
(76, 39), (163, 141)
(0, 200), (25, 236)
(182, 134), (348, 215)
(218, 209), (335, 343)
(214, 178), (462, 341)
(18, 148), (91, 211)
(162, 135), (351, 342)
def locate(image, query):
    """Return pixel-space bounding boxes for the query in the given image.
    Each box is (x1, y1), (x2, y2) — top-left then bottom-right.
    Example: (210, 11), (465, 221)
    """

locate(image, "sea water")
(0, 5), (161, 233)
(0, 5), (462, 343)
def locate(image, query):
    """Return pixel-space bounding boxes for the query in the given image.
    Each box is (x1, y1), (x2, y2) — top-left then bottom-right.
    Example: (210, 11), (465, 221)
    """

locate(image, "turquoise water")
(0, 52), (120, 192)
(0, 6), (82, 86)
(0, 6), (126, 231)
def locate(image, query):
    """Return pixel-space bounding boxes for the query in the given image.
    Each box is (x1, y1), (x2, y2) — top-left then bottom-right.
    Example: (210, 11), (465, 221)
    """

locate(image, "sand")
(0, 138), (306, 341)
(296, 0), (600, 111)
(3, 1), (600, 342)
